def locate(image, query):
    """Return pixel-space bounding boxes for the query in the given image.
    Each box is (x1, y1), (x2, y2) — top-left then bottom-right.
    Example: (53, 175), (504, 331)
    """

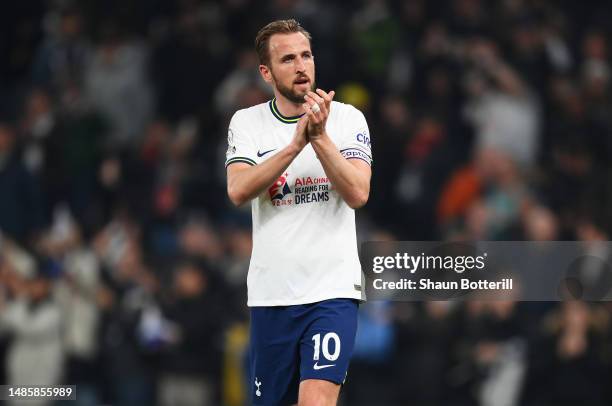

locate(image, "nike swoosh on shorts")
(313, 362), (335, 370)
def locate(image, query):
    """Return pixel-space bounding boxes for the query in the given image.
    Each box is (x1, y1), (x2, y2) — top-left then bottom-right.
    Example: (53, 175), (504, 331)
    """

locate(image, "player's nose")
(294, 56), (306, 72)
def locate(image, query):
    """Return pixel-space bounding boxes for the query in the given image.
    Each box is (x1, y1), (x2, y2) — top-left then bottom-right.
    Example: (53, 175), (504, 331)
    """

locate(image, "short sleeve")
(225, 112), (257, 167)
(338, 106), (372, 165)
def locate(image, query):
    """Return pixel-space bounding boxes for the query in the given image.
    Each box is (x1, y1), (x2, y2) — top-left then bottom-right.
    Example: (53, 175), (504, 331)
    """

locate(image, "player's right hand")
(291, 114), (310, 151)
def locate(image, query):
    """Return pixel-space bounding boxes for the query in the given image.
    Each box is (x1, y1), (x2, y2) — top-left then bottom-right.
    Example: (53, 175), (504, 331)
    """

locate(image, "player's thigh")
(298, 378), (340, 406)
(250, 307), (301, 405)
(299, 299), (359, 385)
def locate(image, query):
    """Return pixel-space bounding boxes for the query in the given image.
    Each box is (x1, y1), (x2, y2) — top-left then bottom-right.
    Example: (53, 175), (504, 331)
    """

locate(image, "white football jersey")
(226, 98), (372, 306)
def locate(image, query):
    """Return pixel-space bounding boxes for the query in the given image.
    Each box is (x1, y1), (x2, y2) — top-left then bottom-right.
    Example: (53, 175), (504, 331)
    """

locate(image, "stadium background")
(1, 0), (612, 405)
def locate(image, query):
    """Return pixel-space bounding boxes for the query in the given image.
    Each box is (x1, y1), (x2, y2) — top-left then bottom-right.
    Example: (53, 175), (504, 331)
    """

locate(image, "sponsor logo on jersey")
(295, 176), (330, 186)
(268, 173), (292, 203)
(294, 176), (330, 205)
(226, 129), (236, 156)
(268, 175), (334, 206)
(356, 132), (371, 147)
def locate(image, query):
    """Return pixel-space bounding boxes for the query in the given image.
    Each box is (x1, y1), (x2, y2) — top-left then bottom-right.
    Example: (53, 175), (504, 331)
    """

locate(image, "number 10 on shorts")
(312, 332), (341, 361)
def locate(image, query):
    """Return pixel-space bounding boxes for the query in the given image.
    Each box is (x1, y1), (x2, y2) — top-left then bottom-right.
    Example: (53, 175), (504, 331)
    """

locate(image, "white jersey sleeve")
(225, 111), (257, 167)
(338, 106), (372, 166)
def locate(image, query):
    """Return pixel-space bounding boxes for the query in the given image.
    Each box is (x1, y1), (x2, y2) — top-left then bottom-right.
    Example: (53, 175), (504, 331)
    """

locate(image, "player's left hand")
(303, 89), (335, 139)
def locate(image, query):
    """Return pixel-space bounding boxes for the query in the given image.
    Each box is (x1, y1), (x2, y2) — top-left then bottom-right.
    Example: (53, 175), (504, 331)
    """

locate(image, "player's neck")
(274, 93), (304, 118)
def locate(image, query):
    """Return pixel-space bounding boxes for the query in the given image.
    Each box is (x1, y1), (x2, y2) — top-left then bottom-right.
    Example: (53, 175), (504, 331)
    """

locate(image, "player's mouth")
(294, 77), (310, 89)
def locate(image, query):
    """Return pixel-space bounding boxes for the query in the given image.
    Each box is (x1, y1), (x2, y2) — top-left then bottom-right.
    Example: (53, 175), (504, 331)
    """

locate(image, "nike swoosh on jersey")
(313, 362), (336, 370)
(257, 149), (276, 157)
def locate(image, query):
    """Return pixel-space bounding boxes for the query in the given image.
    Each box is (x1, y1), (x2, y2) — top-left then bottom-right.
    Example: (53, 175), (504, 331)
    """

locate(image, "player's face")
(261, 32), (315, 104)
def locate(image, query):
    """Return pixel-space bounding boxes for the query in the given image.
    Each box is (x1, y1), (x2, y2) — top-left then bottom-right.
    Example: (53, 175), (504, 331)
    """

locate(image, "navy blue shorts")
(249, 298), (359, 405)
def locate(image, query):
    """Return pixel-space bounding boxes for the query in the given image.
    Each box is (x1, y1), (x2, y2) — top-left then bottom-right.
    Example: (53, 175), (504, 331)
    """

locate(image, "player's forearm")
(227, 144), (301, 206)
(311, 134), (370, 209)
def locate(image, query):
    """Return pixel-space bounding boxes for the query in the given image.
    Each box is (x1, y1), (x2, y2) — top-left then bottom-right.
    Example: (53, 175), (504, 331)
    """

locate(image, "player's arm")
(227, 115), (309, 206)
(304, 90), (371, 209)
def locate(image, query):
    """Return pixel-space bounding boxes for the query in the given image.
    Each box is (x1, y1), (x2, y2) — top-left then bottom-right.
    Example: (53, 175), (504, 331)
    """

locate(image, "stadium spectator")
(157, 260), (226, 406)
(0, 259), (64, 405)
(84, 22), (153, 150)
(0, 123), (44, 243)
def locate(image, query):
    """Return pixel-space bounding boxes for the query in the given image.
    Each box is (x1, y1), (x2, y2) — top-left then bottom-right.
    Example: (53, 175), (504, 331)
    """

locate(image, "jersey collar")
(269, 98), (304, 124)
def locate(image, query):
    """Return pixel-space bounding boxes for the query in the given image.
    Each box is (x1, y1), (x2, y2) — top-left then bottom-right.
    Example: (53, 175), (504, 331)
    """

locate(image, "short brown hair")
(255, 19), (312, 66)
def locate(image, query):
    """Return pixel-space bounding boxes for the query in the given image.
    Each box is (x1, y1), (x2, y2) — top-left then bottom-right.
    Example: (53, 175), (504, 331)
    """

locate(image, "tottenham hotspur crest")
(254, 377), (262, 397)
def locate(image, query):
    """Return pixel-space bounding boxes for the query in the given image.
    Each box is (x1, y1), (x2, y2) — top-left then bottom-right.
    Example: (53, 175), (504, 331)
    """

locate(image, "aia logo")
(268, 173), (292, 201)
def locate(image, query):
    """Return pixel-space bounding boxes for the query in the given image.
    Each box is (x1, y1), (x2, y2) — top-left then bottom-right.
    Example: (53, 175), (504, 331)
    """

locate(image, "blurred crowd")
(1, 0), (612, 405)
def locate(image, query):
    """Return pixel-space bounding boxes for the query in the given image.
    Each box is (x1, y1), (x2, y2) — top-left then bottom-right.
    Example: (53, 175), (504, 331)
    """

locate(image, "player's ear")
(259, 64), (273, 84)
